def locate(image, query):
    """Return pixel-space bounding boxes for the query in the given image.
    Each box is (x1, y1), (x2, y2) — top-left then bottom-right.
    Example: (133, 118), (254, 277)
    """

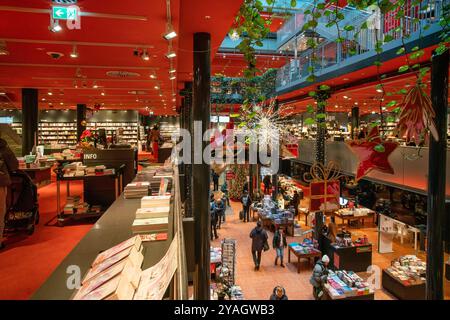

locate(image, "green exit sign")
(52, 6), (78, 20)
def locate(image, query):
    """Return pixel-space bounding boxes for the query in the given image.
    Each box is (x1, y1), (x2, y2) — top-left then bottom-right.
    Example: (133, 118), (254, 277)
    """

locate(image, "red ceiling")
(0, 0), (244, 114)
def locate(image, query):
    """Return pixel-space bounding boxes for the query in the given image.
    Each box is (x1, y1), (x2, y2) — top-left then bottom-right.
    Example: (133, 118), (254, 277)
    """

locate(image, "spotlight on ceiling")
(163, 28), (177, 40)
(48, 92), (53, 96)
(169, 69), (176, 74)
(70, 45), (78, 58)
(101, 92), (105, 96)
(0, 41), (9, 56)
(165, 51), (176, 59)
(150, 74), (157, 79)
(92, 81), (98, 89)
(169, 75), (176, 80)
(376, 89), (383, 93)
(154, 85), (160, 90)
(142, 50), (150, 61)
(49, 19), (62, 32)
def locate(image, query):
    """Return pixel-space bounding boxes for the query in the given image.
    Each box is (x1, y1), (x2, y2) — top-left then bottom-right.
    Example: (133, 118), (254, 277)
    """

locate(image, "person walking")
(273, 227), (287, 267)
(241, 190), (252, 223)
(249, 221), (268, 271)
(213, 198), (225, 229)
(269, 286), (288, 300)
(310, 255), (330, 300)
(0, 136), (19, 249)
(149, 125), (160, 160)
(291, 190), (300, 217)
(212, 170), (219, 191)
(210, 200), (218, 240)
(263, 175), (271, 194)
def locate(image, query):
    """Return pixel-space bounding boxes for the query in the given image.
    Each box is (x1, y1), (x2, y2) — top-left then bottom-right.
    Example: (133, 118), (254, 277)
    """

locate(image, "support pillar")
(351, 106), (359, 140)
(76, 104), (87, 141)
(21, 88), (38, 156)
(192, 33), (211, 300)
(426, 49), (448, 300)
(184, 82), (193, 218)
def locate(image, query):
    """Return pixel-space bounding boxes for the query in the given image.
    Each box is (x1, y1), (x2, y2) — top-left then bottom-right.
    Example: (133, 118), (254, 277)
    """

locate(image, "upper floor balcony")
(275, 0), (446, 94)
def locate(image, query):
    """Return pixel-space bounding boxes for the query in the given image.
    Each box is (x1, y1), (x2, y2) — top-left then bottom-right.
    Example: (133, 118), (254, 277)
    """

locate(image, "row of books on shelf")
(63, 164), (115, 177)
(63, 196), (102, 215)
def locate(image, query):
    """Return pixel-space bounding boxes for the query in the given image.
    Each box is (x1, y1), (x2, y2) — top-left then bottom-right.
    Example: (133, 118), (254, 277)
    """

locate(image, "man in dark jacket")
(249, 221), (268, 271)
(211, 170), (219, 191)
(213, 198), (225, 229)
(210, 201), (218, 240)
(263, 175), (271, 194)
(241, 190), (252, 223)
(273, 227), (287, 267)
(0, 137), (19, 249)
(270, 286), (288, 300)
(310, 255), (330, 300)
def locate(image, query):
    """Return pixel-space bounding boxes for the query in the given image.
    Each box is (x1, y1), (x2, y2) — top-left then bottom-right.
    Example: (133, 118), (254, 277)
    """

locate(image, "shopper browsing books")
(310, 255), (330, 300)
(270, 286), (288, 300)
(273, 227), (287, 268)
(213, 198), (225, 229)
(211, 170), (219, 191)
(241, 191), (252, 223)
(249, 221), (268, 271)
(0, 136), (19, 250)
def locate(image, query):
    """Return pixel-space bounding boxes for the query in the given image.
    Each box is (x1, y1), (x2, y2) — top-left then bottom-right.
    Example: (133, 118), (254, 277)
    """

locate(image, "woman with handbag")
(249, 220), (268, 271)
(0, 136), (19, 250)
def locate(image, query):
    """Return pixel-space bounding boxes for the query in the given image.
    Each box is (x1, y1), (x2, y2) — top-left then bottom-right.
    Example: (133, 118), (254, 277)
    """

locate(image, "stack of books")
(124, 182), (150, 199)
(130, 196), (171, 234)
(140, 195), (171, 208)
(73, 236), (143, 300)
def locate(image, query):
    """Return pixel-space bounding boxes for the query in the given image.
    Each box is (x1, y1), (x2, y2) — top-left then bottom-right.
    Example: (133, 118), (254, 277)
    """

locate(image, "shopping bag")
(263, 240), (270, 252)
(239, 210), (244, 220)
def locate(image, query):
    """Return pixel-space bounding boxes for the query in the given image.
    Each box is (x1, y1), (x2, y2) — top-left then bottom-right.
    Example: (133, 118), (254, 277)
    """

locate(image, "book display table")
(22, 166), (52, 188)
(288, 242), (321, 273)
(333, 208), (376, 227)
(382, 269), (425, 300)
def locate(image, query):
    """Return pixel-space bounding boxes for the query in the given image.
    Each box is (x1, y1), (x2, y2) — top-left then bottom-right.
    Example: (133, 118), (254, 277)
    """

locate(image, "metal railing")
(276, 0), (445, 90)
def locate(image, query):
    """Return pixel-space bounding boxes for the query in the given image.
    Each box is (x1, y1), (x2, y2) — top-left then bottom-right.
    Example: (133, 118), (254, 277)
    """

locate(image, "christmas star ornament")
(347, 127), (399, 181)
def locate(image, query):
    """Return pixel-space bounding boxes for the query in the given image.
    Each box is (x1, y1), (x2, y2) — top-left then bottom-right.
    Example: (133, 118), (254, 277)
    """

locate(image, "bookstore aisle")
(212, 201), (398, 300)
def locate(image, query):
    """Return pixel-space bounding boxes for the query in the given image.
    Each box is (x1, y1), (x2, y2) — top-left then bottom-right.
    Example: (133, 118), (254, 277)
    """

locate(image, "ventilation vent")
(107, 71), (141, 78)
(52, 0), (78, 4)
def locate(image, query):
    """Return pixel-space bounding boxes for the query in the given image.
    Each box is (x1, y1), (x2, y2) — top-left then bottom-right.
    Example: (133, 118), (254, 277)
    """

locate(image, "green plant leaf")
(344, 25), (355, 32)
(308, 90), (317, 97)
(398, 65), (409, 73)
(396, 47), (406, 55)
(290, 0), (297, 7)
(393, 107), (401, 114)
(384, 34), (394, 42)
(386, 100), (397, 107)
(374, 144), (385, 153)
(386, 116), (396, 122)
(319, 84), (330, 91)
(306, 104), (315, 113)
(316, 113), (326, 119)
(304, 118), (316, 125)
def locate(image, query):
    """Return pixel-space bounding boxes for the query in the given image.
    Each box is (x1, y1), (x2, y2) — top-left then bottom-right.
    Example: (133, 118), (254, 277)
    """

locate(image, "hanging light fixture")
(70, 44), (78, 58)
(169, 75), (176, 80)
(92, 81), (98, 89)
(163, 0), (177, 40)
(49, 17), (62, 32)
(0, 41), (9, 56)
(141, 50), (150, 61)
(165, 51), (176, 59)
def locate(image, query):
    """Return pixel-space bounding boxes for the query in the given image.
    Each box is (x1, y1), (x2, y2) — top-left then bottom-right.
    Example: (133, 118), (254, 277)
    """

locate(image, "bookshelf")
(87, 121), (139, 145)
(38, 121), (77, 146)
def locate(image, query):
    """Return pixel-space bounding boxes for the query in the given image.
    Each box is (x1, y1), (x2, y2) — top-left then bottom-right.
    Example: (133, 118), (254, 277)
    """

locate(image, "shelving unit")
(221, 238), (237, 285)
(38, 122), (77, 146)
(159, 123), (179, 141)
(87, 122), (139, 145)
(11, 123), (22, 137)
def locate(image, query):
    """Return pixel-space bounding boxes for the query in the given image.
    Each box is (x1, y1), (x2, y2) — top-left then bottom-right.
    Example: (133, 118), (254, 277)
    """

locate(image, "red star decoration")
(347, 127), (399, 181)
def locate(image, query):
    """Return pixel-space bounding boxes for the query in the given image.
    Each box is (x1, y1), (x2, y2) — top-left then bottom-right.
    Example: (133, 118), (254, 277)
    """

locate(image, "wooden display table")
(330, 244), (373, 272)
(323, 289), (374, 300)
(382, 269), (425, 300)
(334, 210), (376, 227)
(288, 244), (321, 273)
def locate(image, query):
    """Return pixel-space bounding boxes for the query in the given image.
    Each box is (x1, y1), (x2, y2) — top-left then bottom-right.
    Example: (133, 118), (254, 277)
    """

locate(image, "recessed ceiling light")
(343, 95), (348, 99)
(60, 102), (64, 105)
(41, 98), (46, 101)
(355, 102), (358, 105)
(169, 69), (176, 74)
(92, 81), (98, 89)
(48, 92), (53, 96)
(154, 85), (160, 90)
(150, 74), (157, 79)
(101, 92), (105, 96)
(376, 89), (383, 93)
(141, 50), (150, 61)
(371, 111), (376, 114)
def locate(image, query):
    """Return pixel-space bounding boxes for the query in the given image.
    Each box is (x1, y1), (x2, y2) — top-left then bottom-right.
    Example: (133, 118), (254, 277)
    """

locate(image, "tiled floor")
(211, 200), (436, 300)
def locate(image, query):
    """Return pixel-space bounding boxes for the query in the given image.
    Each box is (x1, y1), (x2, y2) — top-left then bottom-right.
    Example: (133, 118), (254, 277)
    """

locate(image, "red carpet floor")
(0, 180), (92, 300)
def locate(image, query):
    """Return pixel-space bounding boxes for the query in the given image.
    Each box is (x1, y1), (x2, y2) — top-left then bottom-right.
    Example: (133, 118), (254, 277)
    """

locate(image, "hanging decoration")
(396, 83), (438, 145)
(347, 126), (398, 181)
(211, 162), (228, 175)
(303, 161), (343, 212)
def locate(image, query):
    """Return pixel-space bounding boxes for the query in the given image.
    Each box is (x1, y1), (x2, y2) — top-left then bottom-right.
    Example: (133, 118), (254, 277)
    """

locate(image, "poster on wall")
(309, 180), (340, 212)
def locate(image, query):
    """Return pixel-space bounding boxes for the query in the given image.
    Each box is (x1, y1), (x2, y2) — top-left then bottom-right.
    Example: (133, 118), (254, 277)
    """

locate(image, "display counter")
(32, 172), (176, 300)
(288, 242), (321, 273)
(330, 244), (373, 272)
(382, 269), (425, 300)
(22, 166), (52, 188)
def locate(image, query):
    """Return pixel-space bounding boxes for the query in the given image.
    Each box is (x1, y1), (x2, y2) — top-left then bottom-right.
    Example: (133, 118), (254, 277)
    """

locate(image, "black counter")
(32, 192), (174, 300)
(330, 244), (372, 272)
(382, 269), (426, 300)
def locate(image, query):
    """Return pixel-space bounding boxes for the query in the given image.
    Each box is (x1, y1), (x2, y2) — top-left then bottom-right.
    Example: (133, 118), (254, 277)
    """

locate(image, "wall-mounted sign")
(52, 6), (78, 20)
